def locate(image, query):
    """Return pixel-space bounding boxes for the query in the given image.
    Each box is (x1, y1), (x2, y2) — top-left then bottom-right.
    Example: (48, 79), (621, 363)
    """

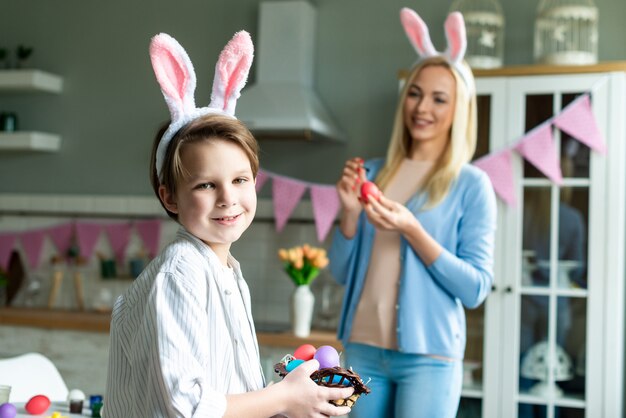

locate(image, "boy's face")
(161, 139), (257, 260)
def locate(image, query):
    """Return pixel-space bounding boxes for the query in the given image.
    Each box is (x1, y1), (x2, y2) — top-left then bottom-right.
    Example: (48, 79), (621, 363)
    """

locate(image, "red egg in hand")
(360, 181), (381, 203)
(293, 344), (317, 361)
(25, 395), (50, 415)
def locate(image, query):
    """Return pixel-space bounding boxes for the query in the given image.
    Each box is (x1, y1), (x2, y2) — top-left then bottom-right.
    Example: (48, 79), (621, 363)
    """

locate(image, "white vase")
(291, 284), (315, 337)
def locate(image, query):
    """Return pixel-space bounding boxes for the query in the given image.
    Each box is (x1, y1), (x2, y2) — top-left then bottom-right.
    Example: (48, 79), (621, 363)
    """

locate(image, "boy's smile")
(161, 138), (257, 264)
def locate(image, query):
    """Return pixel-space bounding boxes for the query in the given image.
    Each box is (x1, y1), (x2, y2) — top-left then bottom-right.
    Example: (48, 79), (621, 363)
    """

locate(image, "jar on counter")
(0, 112), (18, 132)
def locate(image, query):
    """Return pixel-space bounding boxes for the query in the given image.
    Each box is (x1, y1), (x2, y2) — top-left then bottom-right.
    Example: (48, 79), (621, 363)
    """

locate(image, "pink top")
(350, 159), (433, 349)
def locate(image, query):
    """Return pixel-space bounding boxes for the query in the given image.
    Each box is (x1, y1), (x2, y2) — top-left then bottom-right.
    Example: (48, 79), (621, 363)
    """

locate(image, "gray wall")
(1, 0), (625, 195)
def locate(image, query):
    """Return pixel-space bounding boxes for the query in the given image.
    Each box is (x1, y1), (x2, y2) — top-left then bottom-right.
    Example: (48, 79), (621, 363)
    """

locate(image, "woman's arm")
(363, 172), (497, 308)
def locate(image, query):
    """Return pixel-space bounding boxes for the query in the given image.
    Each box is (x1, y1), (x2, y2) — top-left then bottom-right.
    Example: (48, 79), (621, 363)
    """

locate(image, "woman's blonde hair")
(150, 114), (259, 221)
(375, 56), (477, 208)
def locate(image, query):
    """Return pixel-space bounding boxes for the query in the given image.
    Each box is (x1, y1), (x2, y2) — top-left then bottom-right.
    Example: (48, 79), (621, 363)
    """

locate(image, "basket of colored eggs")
(274, 344), (371, 407)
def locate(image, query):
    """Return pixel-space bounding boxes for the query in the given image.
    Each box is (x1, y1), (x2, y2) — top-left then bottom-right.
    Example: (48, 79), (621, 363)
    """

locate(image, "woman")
(329, 9), (497, 418)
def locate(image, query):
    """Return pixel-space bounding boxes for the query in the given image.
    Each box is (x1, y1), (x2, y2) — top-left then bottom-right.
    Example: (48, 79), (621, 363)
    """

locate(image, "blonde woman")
(329, 9), (497, 418)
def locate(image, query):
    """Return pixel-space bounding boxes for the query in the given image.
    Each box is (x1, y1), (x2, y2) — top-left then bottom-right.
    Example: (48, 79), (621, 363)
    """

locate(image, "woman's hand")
(364, 194), (443, 265)
(336, 157), (366, 215)
(279, 360), (354, 418)
(362, 194), (418, 234)
(336, 158), (367, 238)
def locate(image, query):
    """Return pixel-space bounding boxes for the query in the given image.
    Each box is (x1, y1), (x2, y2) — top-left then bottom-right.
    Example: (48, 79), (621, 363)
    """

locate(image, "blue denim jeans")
(345, 343), (462, 418)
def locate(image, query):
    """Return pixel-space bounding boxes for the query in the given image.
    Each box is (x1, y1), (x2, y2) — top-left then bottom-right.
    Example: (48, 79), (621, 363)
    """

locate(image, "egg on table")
(25, 394), (51, 415)
(0, 403), (17, 418)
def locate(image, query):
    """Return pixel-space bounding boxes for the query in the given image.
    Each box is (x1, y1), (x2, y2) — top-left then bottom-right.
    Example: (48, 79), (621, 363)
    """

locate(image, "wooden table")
(0, 307), (341, 349)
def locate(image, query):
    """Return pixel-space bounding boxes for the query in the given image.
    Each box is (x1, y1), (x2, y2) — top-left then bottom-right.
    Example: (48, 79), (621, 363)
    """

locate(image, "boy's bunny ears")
(149, 31), (254, 180)
(400, 8), (473, 92)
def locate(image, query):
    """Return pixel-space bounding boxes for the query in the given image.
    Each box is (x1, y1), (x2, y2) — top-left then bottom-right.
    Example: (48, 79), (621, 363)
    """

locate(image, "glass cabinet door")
(514, 86), (593, 418)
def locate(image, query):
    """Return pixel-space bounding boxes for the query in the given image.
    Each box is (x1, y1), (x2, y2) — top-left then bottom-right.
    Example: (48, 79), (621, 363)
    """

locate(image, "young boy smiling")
(104, 32), (353, 418)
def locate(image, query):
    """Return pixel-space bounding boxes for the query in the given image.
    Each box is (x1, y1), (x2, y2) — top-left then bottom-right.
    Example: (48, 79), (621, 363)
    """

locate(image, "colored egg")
(25, 394), (50, 415)
(360, 181), (381, 202)
(0, 403), (17, 418)
(286, 359), (305, 372)
(293, 344), (316, 361)
(314, 345), (340, 369)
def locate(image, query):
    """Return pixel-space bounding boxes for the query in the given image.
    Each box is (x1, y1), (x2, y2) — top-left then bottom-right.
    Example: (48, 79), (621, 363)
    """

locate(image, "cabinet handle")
(505, 286), (513, 293)
(491, 284), (497, 292)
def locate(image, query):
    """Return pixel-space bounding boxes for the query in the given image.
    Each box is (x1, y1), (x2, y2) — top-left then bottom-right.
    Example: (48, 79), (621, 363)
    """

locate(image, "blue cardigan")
(329, 158), (497, 359)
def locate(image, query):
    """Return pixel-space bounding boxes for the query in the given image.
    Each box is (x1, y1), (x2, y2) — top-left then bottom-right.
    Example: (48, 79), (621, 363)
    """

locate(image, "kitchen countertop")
(0, 307), (342, 349)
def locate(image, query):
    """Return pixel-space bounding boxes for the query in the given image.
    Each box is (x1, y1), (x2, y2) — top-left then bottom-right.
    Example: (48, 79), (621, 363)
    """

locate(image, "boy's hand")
(280, 359), (354, 417)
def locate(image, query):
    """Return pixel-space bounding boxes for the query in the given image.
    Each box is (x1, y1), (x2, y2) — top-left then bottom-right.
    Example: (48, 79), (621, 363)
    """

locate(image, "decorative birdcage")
(534, 0), (598, 65)
(449, 0), (505, 69)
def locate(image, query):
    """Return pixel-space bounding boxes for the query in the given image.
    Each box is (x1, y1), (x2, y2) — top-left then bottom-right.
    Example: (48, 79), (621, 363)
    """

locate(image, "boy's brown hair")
(150, 114), (259, 221)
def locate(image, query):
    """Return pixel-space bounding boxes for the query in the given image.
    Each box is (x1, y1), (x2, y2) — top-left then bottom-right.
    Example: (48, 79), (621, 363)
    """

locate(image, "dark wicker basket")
(274, 358), (371, 407)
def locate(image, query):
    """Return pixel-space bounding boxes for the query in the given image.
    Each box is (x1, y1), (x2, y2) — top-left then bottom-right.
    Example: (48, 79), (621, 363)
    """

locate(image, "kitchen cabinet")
(458, 63), (626, 418)
(0, 69), (63, 152)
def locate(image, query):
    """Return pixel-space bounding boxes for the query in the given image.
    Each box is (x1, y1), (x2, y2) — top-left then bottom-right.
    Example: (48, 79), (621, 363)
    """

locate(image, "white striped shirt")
(104, 228), (265, 418)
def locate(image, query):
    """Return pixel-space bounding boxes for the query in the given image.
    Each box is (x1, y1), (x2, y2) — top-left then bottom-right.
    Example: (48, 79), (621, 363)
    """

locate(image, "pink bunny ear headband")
(400, 8), (473, 93)
(149, 31), (254, 180)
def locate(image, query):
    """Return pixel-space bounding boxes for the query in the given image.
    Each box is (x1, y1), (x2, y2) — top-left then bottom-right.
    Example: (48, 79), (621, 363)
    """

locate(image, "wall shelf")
(0, 131), (61, 152)
(0, 69), (63, 93)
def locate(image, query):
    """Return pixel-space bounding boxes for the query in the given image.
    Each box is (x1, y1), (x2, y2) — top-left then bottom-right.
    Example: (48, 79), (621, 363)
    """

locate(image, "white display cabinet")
(456, 63), (626, 418)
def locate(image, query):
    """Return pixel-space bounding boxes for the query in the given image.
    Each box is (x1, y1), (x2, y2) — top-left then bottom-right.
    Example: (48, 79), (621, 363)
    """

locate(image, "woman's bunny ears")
(149, 31), (254, 180)
(400, 8), (473, 92)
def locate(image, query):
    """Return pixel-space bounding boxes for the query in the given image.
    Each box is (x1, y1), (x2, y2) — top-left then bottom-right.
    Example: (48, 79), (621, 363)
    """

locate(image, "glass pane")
(518, 403), (547, 418)
(559, 297), (587, 400)
(524, 94), (554, 178)
(457, 398), (482, 418)
(560, 93), (590, 179)
(520, 295), (549, 395)
(555, 406), (585, 418)
(464, 304), (484, 391)
(474, 95), (491, 161)
(523, 188), (552, 288)
(557, 188), (588, 290)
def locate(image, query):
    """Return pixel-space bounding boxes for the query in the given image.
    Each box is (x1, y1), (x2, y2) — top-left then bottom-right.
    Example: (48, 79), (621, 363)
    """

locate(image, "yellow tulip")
(278, 249), (288, 261)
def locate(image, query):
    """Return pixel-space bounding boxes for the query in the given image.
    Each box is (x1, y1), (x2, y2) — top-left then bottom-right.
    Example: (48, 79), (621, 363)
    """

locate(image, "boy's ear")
(159, 185), (178, 214)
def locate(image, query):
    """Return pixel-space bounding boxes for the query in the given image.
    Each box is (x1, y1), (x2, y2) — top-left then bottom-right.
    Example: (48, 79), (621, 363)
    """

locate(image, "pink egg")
(25, 395), (50, 415)
(293, 344), (316, 361)
(0, 403), (17, 418)
(313, 345), (340, 369)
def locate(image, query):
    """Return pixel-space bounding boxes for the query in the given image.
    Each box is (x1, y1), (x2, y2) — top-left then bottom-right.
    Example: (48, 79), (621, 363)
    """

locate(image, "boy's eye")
(234, 177), (248, 184)
(197, 183), (215, 190)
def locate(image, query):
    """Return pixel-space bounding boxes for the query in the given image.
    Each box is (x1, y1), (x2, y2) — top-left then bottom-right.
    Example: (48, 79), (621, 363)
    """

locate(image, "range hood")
(236, 1), (345, 141)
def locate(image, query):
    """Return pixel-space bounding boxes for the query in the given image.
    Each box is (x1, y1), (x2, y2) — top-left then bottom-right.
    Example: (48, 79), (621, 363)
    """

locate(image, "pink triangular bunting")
(19, 230), (46, 270)
(514, 123), (563, 184)
(554, 95), (606, 154)
(104, 223), (133, 263)
(310, 185), (341, 241)
(256, 169), (270, 193)
(75, 222), (102, 260)
(47, 223), (74, 255)
(0, 233), (17, 270)
(473, 149), (517, 206)
(272, 176), (308, 232)
(135, 219), (162, 258)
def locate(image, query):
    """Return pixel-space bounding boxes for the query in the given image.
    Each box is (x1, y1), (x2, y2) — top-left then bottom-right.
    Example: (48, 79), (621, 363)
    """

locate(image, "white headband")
(149, 31), (254, 180)
(400, 9), (473, 92)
